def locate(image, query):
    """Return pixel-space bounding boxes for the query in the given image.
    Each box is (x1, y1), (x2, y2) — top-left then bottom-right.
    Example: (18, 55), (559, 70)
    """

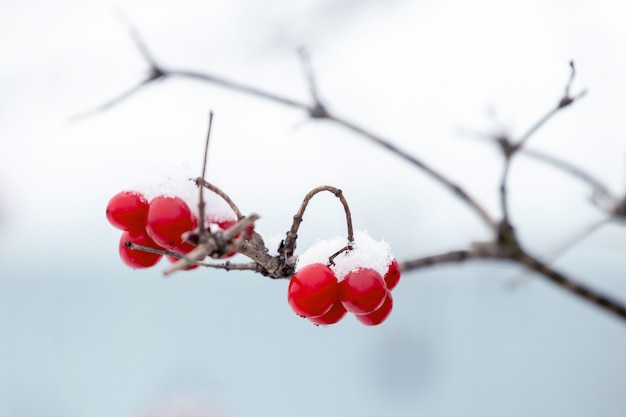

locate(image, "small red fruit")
(339, 268), (387, 315)
(355, 291), (393, 326)
(119, 230), (163, 268)
(288, 263), (339, 318)
(106, 191), (149, 233)
(384, 258), (401, 290)
(146, 196), (197, 249)
(308, 301), (347, 326)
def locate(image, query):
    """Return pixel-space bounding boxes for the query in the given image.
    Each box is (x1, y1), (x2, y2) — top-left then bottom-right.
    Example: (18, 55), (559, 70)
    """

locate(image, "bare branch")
(297, 47), (328, 118)
(513, 249), (626, 321)
(401, 243), (626, 321)
(172, 69), (310, 111)
(164, 213), (260, 275)
(522, 147), (616, 204)
(514, 61), (587, 150)
(400, 247), (507, 272)
(83, 24), (496, 232)
(198, 112), (214, 234)
(326, 114), (497, 231)
(195, 178), (243, 219)
(70, 81), (154, 122)
(505, 219), (609, 290)
(499, 158), (514, 224)
(281, 185), (354, 260)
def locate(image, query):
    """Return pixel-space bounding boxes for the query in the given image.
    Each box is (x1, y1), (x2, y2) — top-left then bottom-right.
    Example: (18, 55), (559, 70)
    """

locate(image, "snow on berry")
(124, 164), (238, 222)
(295, 230), (394, 280)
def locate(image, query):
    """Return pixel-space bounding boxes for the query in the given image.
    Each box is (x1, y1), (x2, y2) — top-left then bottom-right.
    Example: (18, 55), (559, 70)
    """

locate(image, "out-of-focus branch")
(514, 61), (587, 150)
(78, 24), (497, 233)
(401, 242), (626, 321)
(521, 147), (616, 205)
(280, 185), (354, 260)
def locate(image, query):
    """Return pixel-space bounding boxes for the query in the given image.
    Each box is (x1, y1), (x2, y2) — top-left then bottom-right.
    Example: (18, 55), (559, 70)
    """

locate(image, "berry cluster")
(105, 190), (237, 269)
(287, 234), (401, 326)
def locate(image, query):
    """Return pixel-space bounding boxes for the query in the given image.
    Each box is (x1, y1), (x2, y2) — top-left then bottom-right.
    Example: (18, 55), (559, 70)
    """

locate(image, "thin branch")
(81, 25), (497, 233)
(297, 47), (328, 118)
(400, 244), (626, 321)
(122, 15), (161, 68)
(400, 247), (507, 272)
(514, 61), (587, 150)
(70, 81), (154, 122)
(521, 147), (615, 203)
(499, 158), (513, 224)
(198, 112), (214, 234)
(505, 219), (609, 290)
(326, 113), (497, 231)
(164, 213), (260, 275)
(172, 69), (310, 111)
(462, 131), (616, 207)
(195, 178), (243, 219)
(166, 250), (261, 272)
(513, 249), (626, 320)
(89, 26), (626, 321)
(281, 185), (354, 260)
(196, 260), (265, 272)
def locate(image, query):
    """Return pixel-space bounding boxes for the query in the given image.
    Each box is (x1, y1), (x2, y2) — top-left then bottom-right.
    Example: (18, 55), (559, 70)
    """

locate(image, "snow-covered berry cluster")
(105, 190), (239, 269)
(287, 231), (401, 326)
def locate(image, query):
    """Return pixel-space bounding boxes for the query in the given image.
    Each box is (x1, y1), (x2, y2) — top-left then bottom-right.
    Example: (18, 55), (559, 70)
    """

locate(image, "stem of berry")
(280, 185), (354, 260)
(194, 178), (244, 219)
(198, 111), (214, 234)
(327, 245), (352, 266)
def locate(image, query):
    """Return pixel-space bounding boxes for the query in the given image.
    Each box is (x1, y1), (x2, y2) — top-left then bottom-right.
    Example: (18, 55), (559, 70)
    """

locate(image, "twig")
(90, 25), (626, 321)
(400, 244), (626, 321)
(297, 47), (328, 118)
(463, 131), (616, 207)
(521, 147), (615, 204)
(505, 219), (609, 290)
(499, 157), (514, 224)
(400, 247), (507, 271)
(514, 61), (587, 151)
(280, 185), (354, 260)
(164, 213), (260, 275)
(325, 113), (497, 231)
(198, 112), (214, 234)
(195, 178), (243, 219)
(80, 23), (497, 232)
(513, 249), (626, 320)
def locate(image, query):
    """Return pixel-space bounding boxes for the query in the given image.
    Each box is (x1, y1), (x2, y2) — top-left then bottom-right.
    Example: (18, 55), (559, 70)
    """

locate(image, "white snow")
(295, 230), (393, 280)
(124, 163), (238, 222)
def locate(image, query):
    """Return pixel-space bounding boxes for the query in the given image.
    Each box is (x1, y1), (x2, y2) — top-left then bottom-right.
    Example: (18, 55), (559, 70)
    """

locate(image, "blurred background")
(2, 0), (626, 416)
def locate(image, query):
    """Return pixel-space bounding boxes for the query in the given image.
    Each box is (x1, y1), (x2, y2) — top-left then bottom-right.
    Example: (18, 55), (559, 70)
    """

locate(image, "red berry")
(308, 301), (347, 326)
(119, 230), (163, 268)
(384, 258), (401, 290)
(106, 191), (149, 233)
(287, 263), (339, 318)
(355, 291), (393, 326)
(146, 196), (197, 249)
(339, 268), (387, 315)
